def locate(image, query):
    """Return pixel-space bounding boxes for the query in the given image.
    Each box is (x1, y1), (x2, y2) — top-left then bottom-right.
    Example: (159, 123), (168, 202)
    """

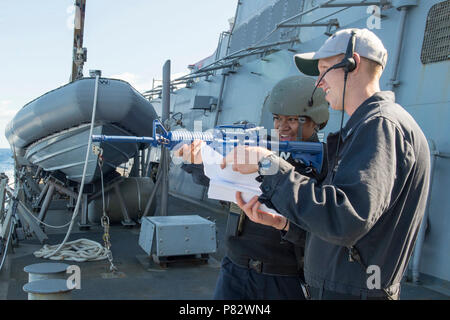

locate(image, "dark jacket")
(181, 137), (327, 276)
(259, 92), (430, 297)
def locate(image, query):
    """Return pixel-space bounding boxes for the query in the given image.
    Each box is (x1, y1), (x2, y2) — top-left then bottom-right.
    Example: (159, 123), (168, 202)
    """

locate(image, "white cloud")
(172, 72), (188, 80)
(0, 100), (19, 118)
(108, 71), (189, 93)
(0, 100), (22, 148)
(109, 72), (151, 93)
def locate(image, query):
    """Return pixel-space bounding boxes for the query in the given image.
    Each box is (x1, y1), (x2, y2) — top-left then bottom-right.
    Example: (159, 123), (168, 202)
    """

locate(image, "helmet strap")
(297, 117), (306, 141)
(299, 119), (320, 142)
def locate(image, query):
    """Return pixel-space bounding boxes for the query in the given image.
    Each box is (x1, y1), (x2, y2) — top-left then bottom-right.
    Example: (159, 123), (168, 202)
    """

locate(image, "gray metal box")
(139, 215), (216, 257)
(138, 217), (155, 255)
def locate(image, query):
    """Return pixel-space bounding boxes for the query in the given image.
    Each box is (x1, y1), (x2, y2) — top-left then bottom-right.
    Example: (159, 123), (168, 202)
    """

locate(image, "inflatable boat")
(5, 77), (158, 183)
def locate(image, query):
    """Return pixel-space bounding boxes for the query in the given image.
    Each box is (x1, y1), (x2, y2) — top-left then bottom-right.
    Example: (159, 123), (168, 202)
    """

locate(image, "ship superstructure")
(145, 0), (450, 294)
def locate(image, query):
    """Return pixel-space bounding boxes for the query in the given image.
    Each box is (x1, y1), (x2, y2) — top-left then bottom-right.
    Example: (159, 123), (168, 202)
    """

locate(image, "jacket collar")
(339, 91), (395, 140)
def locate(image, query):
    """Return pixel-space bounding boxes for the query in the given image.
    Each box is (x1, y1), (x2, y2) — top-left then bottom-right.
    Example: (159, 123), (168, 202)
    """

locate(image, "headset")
(307, 30), (357, 177)
(308, 30), (357, 107)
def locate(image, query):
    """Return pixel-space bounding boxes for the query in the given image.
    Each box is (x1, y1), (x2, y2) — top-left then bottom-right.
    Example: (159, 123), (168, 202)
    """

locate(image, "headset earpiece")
(343, 31), (357, 73)
(327, 31), (357, 73)
(332, 31), (357, 176)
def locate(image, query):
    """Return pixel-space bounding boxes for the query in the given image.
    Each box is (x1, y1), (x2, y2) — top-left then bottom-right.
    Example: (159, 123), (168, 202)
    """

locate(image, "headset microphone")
(308, 67), (332, 107)
(305, 30), (357, 180)
(333, 30), (356, 178)
(308, 31), (357, 107)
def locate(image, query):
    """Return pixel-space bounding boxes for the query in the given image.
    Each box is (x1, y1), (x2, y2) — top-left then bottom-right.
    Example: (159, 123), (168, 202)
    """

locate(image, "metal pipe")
(70, 0), (87, 82)
(113, 184), (133, 225)
(130, 153), (139, 177)
(47, 180), (78, 199)
(225, 39), (298, 62)
(35, 183), (50, 208)
(213, 76), (228, 128)
(190, 62), (236, 74)
(140, 149), (145, 177)
(411, 140), (449, 283)
(167, 62), (235, 83)
(278, 21), (339, 28)
(144, 153), (152, 177)
(0, 216), (15, 271)
(153, 72), (212, 86)
(388, 6), (408, 90)
(160, 60), (171, 217)
(215, 31), (230, 63)
(142, 166), (162, 217)
(0, 177), (8, 216)
(162, 60), (171, 124)
(143, 74), (213, 95)
(79, 194), (89, 227)
(222, 50), (268, 61)
(227, 0), (242, 52)
(37, 184), (55, 225)
(88, 177), (123, 201)
(16, 201), (48, 244)
(180, 39), (296, 84)
(145, 52), (267, 96)
(33, 166), (42, 179)
(321, 1), (388, 8)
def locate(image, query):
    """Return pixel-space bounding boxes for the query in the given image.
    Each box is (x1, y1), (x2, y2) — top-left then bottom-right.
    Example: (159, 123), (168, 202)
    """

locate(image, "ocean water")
(0, 148), (14, 180)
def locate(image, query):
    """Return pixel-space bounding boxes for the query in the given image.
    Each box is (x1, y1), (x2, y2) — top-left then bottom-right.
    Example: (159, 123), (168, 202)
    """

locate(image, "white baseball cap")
(294, 28), (388, 76)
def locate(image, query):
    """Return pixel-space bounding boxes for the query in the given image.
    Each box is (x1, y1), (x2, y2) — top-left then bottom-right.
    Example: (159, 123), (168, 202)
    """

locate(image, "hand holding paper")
(201, 144), (281, 217)
(220, 145), (273, 174)
(235, 192), (288, 231)
(173, 140), (203, 164)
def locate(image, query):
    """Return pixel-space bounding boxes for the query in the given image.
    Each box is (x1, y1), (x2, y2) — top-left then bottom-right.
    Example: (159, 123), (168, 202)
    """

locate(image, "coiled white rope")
(34, 238), (108, 262)
(35, 75), (110, 263)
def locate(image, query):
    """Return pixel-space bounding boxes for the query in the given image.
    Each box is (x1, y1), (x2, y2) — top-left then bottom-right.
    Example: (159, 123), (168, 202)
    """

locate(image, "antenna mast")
(70, 0), (87, 82)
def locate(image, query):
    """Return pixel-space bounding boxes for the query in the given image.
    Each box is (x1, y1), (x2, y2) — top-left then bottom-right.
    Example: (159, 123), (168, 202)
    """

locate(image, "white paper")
(201, 144), (280, 215)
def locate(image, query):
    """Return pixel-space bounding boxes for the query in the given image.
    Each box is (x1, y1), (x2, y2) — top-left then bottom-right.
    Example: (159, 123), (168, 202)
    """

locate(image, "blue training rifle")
(91, 119), (324, 173)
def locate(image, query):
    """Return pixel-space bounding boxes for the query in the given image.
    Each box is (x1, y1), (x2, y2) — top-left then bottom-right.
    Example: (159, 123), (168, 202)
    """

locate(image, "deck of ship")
(0, 195), (448, 300)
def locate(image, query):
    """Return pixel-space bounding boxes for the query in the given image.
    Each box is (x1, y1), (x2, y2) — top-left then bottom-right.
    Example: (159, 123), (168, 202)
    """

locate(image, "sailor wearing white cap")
(294, 28), (388, 77)
(224, 28), (431, 300)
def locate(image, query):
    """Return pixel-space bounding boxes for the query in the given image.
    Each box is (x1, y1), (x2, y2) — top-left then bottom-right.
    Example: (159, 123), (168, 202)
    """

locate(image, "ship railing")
(143, 0), (392, 99)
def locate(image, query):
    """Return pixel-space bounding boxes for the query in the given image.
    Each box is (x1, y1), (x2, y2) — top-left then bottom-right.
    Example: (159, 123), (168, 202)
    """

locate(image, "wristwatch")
(258, 152), (278, 175)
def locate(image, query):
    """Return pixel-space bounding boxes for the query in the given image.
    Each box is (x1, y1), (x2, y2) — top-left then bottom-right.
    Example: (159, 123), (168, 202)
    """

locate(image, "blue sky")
(0, 0), (237, 148)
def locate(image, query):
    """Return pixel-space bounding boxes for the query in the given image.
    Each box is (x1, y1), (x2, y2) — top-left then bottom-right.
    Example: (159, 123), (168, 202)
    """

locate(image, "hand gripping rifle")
(91, 119), (325, 173)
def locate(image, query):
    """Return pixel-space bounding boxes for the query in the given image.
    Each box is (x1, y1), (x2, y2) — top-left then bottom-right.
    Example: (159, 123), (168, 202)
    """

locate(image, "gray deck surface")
(0, 195), (448, 300)
(1, 195), (227, 300)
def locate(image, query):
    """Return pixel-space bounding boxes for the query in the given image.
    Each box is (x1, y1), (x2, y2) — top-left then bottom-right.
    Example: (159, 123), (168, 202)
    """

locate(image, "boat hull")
(5, 77), (158, 183)
(25, 123), (138, 184)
